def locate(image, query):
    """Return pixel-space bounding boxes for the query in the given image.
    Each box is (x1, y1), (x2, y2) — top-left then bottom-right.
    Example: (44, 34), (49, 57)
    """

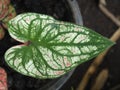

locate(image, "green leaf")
(5, 13), (114, 79)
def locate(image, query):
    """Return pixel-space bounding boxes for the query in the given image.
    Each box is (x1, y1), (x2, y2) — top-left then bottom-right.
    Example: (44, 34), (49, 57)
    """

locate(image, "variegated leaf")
(0, 0), (10, 20)
(5, 13), (114, 79)
(2, 4), (16, 28)
(0, 67), (8, 90)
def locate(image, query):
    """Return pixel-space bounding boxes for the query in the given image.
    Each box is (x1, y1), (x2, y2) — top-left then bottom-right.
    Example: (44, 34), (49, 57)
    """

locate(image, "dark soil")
(0, 0), (74, 90)
(61, 0), (120, 90)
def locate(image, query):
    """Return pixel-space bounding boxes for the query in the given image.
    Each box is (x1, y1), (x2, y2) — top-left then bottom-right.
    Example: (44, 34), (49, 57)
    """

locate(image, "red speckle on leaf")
(9, 13), (12, 17)
(75, 27), (79, 31)
(25, 18), (30, 23)
(66, 61), (71, 67)
(55, 71), (64, 75)
(61, 37), (65, 41)
(64, 56), (71, 67)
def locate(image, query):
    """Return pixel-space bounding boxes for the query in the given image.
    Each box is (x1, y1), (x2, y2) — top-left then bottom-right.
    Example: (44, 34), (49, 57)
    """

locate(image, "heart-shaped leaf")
(5, 13), (114, 79)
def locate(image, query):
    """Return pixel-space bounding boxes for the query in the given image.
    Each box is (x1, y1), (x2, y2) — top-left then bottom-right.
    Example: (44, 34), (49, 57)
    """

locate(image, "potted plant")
(0, 0), (114, 90)
(1, 0), (84, 89)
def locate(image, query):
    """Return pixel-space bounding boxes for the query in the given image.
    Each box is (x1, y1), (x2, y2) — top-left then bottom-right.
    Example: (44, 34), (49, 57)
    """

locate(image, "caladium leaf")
(5, 13), (114, 79)
(2, 4), (16, 28)
(0, 67), (8, 90)
(0, 0), (10, 20)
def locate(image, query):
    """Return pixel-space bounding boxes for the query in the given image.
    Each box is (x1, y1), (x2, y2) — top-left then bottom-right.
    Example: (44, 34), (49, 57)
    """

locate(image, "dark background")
(61, 0), (120, 90)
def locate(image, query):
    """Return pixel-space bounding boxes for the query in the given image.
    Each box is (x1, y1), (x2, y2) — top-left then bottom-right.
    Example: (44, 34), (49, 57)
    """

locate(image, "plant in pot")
(0, 0), (114, 90)
(1, 0), (84, 90)
(3, 13), (114, 90)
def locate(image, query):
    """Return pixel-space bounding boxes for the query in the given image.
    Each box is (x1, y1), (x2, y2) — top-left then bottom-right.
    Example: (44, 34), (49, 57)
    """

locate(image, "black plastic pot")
(0, 0), (83, 90)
